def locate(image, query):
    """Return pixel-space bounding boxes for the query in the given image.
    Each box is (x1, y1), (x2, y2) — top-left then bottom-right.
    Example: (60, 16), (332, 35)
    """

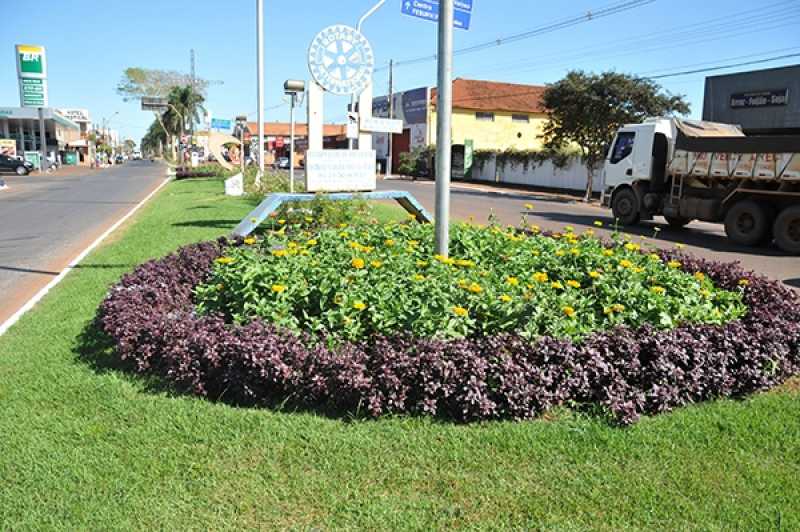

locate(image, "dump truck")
(602, 117), (800, 254)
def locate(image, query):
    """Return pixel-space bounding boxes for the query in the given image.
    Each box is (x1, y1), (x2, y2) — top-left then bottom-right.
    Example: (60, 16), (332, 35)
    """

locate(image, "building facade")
(0, 106), (81, 167)
(702, 64), (800, 135)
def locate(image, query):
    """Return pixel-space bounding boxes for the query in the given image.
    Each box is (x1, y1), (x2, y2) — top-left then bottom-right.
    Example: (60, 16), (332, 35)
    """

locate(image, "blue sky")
(3, 0), (799, 143)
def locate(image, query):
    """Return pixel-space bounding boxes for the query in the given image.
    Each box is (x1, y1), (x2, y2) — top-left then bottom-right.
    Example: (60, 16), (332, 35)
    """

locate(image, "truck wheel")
(724, 200), (770, 246)
(773, 206), (800, 255)
(611, 188), (640, 226)
(664, 214), (692, 228)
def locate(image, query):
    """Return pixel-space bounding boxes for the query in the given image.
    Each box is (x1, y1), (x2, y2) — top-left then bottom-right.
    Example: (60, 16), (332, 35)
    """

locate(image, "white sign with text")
(305, 150), (377, 192)
(361, 115), (403, 134)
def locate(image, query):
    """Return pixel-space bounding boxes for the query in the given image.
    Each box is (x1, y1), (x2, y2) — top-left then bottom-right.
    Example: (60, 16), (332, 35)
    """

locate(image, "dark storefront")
(702, 64), (800, 135)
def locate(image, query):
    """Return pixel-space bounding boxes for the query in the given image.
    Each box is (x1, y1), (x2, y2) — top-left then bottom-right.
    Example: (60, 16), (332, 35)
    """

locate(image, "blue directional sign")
(211, 118), (232, 131)
(401, 0), (473, 30)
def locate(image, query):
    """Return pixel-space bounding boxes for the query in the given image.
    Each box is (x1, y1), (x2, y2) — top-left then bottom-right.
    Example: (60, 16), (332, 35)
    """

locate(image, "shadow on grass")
(171, 219), (241, 229)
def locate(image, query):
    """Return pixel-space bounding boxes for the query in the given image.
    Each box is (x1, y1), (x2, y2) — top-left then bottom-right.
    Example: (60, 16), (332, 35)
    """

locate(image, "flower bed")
(98, 227), (800, 425)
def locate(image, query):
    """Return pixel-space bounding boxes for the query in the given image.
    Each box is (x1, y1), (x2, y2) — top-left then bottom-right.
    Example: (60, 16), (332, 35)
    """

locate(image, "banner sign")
(16, 44), (48, 108)
(141, 96), (169, 112)
(361, 115), (403, 134)
(730, 89), (789, 109)
(0, 139), (17, 157)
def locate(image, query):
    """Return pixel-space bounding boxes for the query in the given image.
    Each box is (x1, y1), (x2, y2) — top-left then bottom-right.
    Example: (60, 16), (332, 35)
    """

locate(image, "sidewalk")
(383, 174), (603, 207)
(28, 165), (98, 178)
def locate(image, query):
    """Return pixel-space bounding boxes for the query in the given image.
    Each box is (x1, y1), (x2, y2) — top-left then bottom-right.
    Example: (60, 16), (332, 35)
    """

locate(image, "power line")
(648, 52), (800, 79)
(378, 0), (656, 71)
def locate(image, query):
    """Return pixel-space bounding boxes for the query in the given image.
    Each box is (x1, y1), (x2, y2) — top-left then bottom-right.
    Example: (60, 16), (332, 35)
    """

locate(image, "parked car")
(0, 154), (33, 175)
(115, 154), (124, 164)
(132, 150), (142, 160)
(277, 156), (290, 170)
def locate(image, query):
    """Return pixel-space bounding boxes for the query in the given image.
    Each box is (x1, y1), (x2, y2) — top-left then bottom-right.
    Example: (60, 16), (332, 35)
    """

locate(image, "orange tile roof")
(430, 78), (547, 114)
(247, 122), (346, 137)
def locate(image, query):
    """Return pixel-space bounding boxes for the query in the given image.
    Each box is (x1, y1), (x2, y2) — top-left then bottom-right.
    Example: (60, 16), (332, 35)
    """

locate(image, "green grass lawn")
(1, 177), (798, 530)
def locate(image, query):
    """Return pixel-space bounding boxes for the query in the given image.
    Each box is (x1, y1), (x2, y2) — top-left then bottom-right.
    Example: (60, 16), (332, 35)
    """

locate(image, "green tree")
(166, 85), (206, 135)
(541, 71), (690, 201)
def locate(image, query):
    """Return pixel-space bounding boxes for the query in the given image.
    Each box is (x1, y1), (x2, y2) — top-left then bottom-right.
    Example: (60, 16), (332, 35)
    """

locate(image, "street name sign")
(401, 0), (473, 30)
(361, 115), (403, 134)
(141, 97), (168, 112)
(211, 118), (232, 130)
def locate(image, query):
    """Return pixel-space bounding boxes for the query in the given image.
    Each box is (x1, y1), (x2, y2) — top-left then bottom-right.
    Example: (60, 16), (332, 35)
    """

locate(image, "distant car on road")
(0, 154), (33, 175)
(115, 154), (124, 165)
(132, 150), (142, 160)
(276, 157), (290, 170)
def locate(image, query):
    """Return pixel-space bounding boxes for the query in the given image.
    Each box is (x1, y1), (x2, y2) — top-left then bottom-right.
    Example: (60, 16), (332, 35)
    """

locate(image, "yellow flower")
(351, 258), (365, 269)
(533, 272), (549, 283)
(650, 286), (666, 295)
(499, 294), (513, 303)
(594, 220), (604, 227)
(564, 226), (575, 233)
(339, 232), (349, 238)
(694, 272), (706, 282)
(416, 260), (429, 267)
(215, 256), (235, 265)
(353, 301), (367, 311)
(305, 216), (314, 223)
(409, 240), (420, 247)
(566, 280), (581, 289)
(216, 283), (224, 291)
(413, 274), (426, 282)
(384, 239), (395, 247)
(271, 284), (287, 294)
(243, 237), (257, 245)
(589, 271), (601, 279)
(467, 282), (483, 294)
(738, 279), (750, 287)
(455, 259), (475, 268)
(584, 229), (595, 237)
(452, 306), (469, 318)
(624, 243), (640, 252)
(603, 249), (614, 257)
(250, 217), (258, 223)
(555, 250), (566, 257)
(287, 242), (298, 249)
(675, 243), (686, 249)
(699, 289), (711, 298)
(551, 281), (564, 290)
(271, 249), (288, 258)
(506, 276), (520, 286)
(604, 303), (626, 315)
(633, 267), (645, 274)
(570, 248), (580, 256)
(619, 259), (633, 269)
(370, 260), (383, 269)
(531, 225), (541, 233)
(306, 239), (318, 246)
(407, 213), (417, 220)
(562, 306), (576, 318)
(278, 219), (286, 225)
(649, 253), (661, 261)
(338, 223), (348, 229)
(668, 260), (681, 269)
(524, 203), (534, 210)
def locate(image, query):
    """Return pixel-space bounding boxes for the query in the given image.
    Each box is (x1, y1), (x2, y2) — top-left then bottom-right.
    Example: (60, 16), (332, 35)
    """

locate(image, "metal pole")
(289, 93), (296, 193)
(349, 0), (387, 151)
(240, 124), (245, 174)
(38, 107), (48, 172)
(256, 0), (265, 185)
(435, 0), (453, 256)
(387, 59), (393, 178)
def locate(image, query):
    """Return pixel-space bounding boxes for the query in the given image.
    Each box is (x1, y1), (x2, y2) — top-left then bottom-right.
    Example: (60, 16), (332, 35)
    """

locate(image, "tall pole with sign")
(256, 0), (265, 186)
(16, 44), (49, 171)
(387, 59), (394, 178)
(435, 0), (454, 256)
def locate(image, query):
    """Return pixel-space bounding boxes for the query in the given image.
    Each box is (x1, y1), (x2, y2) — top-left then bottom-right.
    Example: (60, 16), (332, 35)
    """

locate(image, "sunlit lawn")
(0, 177), (798, 530)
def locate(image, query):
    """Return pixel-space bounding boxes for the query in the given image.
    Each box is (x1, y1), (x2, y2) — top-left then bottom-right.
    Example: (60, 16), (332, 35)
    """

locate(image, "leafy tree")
(166, 85), (206, 135)
(541, 71), (690, 201)
(141, 119), (167, 157)
(116, 67), (207, 101)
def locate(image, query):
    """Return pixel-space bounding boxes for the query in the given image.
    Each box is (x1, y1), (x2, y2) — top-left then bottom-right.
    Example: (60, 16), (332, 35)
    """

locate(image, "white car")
(132, 150), (142, 160)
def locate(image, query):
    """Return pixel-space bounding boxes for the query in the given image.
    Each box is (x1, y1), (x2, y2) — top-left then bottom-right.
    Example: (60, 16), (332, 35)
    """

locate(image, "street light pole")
(289, 92), (296, 193)
(387, 58), (394, 178)
(256, 0), (265, 186)
(435, 0), (454, 256)
(348, 0), (387, 150)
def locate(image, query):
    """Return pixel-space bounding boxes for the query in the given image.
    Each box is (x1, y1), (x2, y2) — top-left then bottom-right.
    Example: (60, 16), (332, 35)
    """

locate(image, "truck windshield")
(610, 132), (635, 163)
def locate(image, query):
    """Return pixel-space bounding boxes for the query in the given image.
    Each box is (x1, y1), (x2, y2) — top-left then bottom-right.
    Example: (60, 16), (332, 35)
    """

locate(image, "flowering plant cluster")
(194, 222), (745, 342)
(97, 231), (800, 425)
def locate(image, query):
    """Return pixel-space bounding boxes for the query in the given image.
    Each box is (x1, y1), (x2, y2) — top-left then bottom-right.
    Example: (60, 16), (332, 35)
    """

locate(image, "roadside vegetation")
(1, 176), (798, 529)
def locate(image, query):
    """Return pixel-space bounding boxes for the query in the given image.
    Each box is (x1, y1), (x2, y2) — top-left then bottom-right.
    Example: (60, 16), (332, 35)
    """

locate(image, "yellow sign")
(0, 139), (17, 157)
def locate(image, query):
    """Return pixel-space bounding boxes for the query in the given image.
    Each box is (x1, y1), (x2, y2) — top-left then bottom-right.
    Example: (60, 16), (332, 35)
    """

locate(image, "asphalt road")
(0, 161), (166, 324)
(377, 177), (800, 290)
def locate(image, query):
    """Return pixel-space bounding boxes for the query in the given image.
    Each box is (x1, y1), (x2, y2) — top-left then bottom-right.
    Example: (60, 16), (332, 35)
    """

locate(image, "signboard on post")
(361, 115), (403, 134)
(141, 97), (169, 112)
(305, 150), (377, 192)
(347, 112), (360, 140)
(211, 118), (232, 130)
(16, 44), (48, 108)
(401, 0), (473, 29)
(0, 139), (17, 157)
(464, 138), (474, 176)
(308, 25), (375, 96)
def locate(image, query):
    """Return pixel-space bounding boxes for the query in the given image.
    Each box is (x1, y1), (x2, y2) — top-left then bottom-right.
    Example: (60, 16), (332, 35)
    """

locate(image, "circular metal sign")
(308, 25), (374, 96)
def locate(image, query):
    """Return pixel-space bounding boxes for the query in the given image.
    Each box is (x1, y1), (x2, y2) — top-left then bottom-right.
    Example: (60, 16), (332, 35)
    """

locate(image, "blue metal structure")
(233, 191), (433, 237)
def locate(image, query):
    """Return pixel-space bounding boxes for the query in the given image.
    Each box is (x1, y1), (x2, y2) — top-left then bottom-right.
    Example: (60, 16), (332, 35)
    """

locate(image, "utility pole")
(256, 0), (265, 186)
(348, 0), (387, 151)
(189, 49), (196, 136)
(387, 59), (394, 178)
(435, 0), (454, 256)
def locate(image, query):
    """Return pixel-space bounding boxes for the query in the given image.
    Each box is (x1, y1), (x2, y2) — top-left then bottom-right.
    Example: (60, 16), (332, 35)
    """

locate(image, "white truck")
(602, 118), (800, 254)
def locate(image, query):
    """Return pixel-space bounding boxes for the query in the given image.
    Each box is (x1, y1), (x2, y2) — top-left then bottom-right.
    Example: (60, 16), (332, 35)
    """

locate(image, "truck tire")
(664, 214), (692, 228)
(611, 188), (640, 226)
(773, 206), (800, 255)
(724, 200), (771, 246)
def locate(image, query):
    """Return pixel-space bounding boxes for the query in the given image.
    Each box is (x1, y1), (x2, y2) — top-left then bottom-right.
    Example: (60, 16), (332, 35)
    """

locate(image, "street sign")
(308, 25), (375, 96)
(361, 115), (403, 134)
(141, 96), (168, 112)
(211, 118), (232, 130)
(19, 78), (47, 107)
(401, 0), (472, 30)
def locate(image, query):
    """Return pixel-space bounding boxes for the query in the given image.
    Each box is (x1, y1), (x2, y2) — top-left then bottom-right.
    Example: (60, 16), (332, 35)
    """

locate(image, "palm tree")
(167, 85), (206, 134)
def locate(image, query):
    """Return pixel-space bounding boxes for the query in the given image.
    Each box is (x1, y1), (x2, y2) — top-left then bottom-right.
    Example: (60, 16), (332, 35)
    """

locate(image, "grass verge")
(1, 177), (798, 530)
